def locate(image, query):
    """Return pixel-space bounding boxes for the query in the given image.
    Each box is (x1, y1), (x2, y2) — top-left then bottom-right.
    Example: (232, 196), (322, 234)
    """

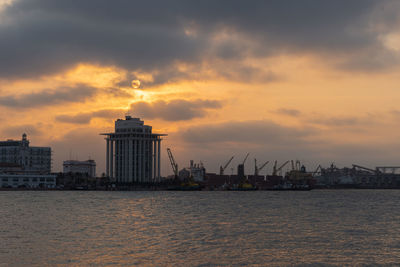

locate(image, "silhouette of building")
(101, 116), (166, 184)
(0, 133), (51, 173)
(0, 133), (55, 188)
(63, 159), (96, 177)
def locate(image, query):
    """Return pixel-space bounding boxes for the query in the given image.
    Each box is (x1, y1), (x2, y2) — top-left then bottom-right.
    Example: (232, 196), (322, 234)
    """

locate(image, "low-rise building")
(63, 160), (96, 177)
(0, 173), (56, 188)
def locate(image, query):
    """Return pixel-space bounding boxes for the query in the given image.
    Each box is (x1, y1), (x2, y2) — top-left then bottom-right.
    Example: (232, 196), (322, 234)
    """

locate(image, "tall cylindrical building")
(101, 116), (166, 184)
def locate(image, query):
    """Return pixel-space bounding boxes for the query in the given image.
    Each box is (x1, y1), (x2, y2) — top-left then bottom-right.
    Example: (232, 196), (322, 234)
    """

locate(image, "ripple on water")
(0, 190), (400, 266)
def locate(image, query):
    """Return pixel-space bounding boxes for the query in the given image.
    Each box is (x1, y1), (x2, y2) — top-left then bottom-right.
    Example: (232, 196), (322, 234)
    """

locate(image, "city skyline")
(1, 1), (400, 175)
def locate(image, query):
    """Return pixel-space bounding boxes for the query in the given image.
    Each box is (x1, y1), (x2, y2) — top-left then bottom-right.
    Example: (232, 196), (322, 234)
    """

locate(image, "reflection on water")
(1, 190), (400, 266)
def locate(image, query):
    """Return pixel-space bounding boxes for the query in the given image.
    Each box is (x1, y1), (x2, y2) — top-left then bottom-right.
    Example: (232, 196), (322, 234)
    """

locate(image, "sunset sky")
(1, 0), (400, 175)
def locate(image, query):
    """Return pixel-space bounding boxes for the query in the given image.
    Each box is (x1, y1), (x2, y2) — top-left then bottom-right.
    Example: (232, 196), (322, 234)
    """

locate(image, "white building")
(0, 173), (56, 188)
(101, 116), (166, 184)
(0, 133), (51, 173)
(189, 160), (206, 182)
(63, 160), (96, 177)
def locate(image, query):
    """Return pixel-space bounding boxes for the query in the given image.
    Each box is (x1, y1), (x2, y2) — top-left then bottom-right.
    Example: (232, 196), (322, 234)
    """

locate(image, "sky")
(1, 0), (400, 176)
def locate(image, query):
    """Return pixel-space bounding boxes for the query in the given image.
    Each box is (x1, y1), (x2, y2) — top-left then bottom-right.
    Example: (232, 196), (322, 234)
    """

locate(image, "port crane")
(312, 165), (322, 177)
(291, 160), (302, 171)
(254, 159), (269, 176)
(220, 156), (234, 175)
(376, 166), (400, 174)
(242, 153), (250, 165)
(237, 153), (249, 177)
(352, 164), (377, 174)
(272, 160), (290, 176)
(167, 148), (179, 178)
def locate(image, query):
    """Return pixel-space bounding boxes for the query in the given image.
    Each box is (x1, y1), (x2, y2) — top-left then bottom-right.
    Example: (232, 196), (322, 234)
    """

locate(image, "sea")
(1, 190), (400, 266)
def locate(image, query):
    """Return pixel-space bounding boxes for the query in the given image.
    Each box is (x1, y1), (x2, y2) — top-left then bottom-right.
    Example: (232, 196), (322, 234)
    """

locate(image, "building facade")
(0, 133), (51, 173)
(101, 116), (166, 184)
(0, 173), (56, 188)
(0, 134), (54, 188)
(63, 160), (96, 177)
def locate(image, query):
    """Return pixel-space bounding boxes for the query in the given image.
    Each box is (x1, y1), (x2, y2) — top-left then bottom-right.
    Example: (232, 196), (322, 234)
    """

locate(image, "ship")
(229, 181), (257, 191)
(167, 181), (202, 191)
(275, 161), (315, 190)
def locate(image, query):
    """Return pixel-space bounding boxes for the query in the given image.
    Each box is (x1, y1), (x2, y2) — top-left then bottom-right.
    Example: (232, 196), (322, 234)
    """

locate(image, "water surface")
(1, 190), (400, 266)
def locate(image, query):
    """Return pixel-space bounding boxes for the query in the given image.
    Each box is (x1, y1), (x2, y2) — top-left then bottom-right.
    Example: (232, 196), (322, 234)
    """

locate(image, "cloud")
(49, 127), (106, 173)
(0, 0), (398, 82)
(305, 113), (382, 128)
(56, 109), (125, 124)
(275, 108), (302, 117)
(0, 85), (97, 108)
(308, 116), (360, 127)
(179, 120), (316, 145)
(55, 114), (92, 124)
(129, 99), (222, 121)
(104, 87), (135, 98)
(168, 119), (400, 174)
(390, 110), (400, 118)
(1, 124), (42, 137)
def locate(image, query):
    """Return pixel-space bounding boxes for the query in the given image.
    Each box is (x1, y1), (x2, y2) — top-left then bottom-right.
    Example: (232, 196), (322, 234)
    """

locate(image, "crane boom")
(352, 164), (376, 173)
(255, 159), (269, 176)
(312, 165), (322, 177)
(220, 156), (234, 175)
(277, 161), (290, 172)
(272, 160), (278, 175)
(259, 161), (269, 171)
(167, 148), (178, 177)
(273, 160), (289, 175)
(242, 153), (250, 164)
(224, 156), (234, 170)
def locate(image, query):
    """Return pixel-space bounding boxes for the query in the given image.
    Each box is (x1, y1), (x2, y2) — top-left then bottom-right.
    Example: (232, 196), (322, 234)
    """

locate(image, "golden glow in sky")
(1, 0), (400, 174)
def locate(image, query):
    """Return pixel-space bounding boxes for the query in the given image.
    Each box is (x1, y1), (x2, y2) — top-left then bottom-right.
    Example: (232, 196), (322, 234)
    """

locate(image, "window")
(23, 178), (29, 182)
(40, 178), (45, 182)
(13, 178), (19, 182)
(2, 178), (8, 182)
(32, 178), (37, 182)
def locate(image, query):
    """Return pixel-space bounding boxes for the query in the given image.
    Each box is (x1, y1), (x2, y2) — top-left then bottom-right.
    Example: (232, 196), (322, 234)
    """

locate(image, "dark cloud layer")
(130, 99), (222, 121)
(0, 0), (397, 82)
(0, 85), (96, 108)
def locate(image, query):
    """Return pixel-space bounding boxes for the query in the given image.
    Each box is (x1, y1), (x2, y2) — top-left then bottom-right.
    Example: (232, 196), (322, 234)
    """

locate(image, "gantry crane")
(254, 159), (269, 176)
(167, 148), (178, 178)
(220, 156), (234, 175)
